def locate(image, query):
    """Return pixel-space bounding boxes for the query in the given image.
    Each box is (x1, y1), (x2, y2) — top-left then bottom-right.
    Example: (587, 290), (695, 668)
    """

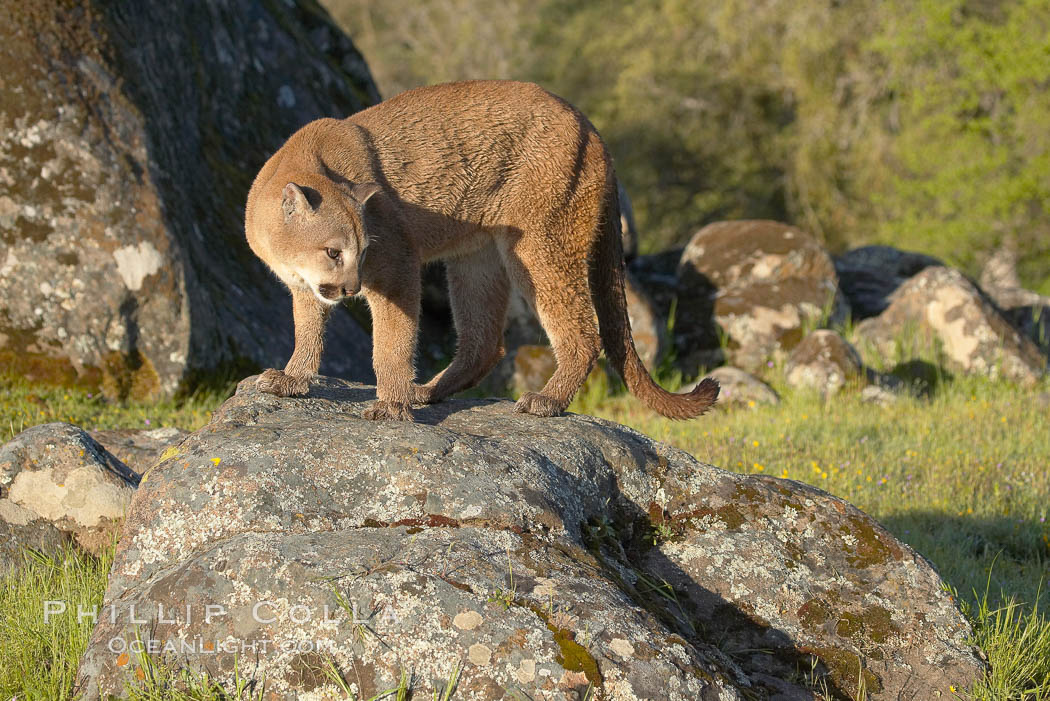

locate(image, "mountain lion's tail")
(591, 184), (719, 420)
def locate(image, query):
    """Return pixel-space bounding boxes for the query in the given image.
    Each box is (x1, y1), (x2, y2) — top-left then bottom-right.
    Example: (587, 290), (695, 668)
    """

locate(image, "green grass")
(0, 372), (231, 444)
(2, 359), (1049, 698)
(0, 546), (112, 701)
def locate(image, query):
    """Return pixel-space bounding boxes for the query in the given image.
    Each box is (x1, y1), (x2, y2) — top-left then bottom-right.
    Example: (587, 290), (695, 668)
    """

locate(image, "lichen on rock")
(0, 0), (379, 397)
(675, 220), (848, 372)
(74, 376), (984, 699)
(0, 422), (138, 565)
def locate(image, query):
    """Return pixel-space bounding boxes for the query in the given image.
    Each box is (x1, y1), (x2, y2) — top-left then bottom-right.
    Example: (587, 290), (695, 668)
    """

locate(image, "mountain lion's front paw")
(256, 369), (309, 397)
(514, 392), (564, 417)
(363, 400), (414, 421)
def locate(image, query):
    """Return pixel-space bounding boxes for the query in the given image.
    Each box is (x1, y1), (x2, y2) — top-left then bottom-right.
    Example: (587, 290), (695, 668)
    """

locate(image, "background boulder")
(855, 267), (1046, 386)
(695, 366), (779, 408)
(89, 427), (188, 476)
(980, 246), (1050, 358)
(0, 0), (378, 398)
(676, 220), (848, 373)
(76, 377), (983, 699)
(834, 245), (943, 319)
(785, 330), (864, 397)
(0, 422), (138, 561)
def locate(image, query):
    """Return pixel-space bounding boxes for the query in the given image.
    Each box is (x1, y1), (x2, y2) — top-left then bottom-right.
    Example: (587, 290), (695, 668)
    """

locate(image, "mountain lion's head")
(251, 176), (379, 306)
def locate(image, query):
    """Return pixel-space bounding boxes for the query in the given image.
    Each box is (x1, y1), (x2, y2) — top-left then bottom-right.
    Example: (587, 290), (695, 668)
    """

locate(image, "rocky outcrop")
(0, 0), (378, 398)
(856, 267), (1046, 385)
(834, 246), (943, 319)
(76, 377), (983, 699)
(676, 221), (847, 373)
(785, 330), (864, 397)
(0, 422), (138, 565)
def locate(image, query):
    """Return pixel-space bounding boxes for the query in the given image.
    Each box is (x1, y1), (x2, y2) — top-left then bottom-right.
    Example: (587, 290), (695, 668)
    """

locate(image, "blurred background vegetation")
(321, 0), (1050, 294)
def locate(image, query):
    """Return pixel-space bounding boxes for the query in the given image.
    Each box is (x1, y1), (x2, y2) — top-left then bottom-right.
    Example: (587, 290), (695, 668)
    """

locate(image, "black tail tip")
(692, 377), (718, 398)
(691, 376), (720, 404)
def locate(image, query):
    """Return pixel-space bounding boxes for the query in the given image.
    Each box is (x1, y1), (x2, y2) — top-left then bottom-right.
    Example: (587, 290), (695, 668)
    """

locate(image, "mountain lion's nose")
(318, 284), (341, 299)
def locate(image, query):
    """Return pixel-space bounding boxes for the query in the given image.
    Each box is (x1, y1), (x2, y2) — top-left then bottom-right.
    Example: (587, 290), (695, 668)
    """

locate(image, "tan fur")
(245, 80), (719, 420)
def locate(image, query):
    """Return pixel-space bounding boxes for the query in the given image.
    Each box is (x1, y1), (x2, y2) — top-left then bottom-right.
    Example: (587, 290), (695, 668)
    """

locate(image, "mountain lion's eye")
(325, 248), (341, 260)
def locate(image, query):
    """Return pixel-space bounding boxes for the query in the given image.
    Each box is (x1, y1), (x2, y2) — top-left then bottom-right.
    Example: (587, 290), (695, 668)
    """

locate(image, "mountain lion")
(245, 80), (718, 421)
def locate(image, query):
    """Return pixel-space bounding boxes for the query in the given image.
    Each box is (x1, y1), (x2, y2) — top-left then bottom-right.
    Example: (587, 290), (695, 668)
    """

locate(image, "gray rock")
(0, 423), (138, 555)
(855, 267), (1046, 385)
(90, 427), (189, 476)
(860, 385), (898, 406)
(979, 246), (1050, 357)
(77, 377), (983, 699)
(0, 502), (70, 574)
(0, 0), (378, 398)
(784, 330), (864, 397)
(695, 367), (779, 408)
(980, 245), (1025, 294)
(677, 221), (848, 373)
(834, 246), (943, 319)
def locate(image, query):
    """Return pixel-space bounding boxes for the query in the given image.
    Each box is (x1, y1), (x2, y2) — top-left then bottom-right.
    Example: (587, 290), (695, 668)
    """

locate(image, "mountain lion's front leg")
(257, 290), (329, 397)
(363, 277), (420, 421)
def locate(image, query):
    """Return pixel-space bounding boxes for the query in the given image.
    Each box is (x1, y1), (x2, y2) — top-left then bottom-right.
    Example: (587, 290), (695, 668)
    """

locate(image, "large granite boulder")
(0, 504), (69, 575)
(856, 267), (1046, 385)
(76, 377), (983, 699)
(834, 246), (943, 320)
(676, 221), (848, 373)
(0, 422), (139, 564)
(0, 0), (378, 398)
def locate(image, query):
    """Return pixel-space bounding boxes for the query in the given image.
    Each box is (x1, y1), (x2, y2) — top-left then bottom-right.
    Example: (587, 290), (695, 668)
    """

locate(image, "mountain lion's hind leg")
(414, 246), (510, 404)
(505, 249), (600, 417)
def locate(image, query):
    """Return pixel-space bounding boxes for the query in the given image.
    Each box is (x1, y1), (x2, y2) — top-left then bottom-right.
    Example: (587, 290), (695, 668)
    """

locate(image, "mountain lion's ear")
(349, 182), (381, 208)
(282, 182), (314, 220)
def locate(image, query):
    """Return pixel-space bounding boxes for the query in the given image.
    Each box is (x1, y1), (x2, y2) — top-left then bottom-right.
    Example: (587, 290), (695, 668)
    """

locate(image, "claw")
(363, 400), (414, 421)
(513, 391), (564, 417)
(256, 369), (309, 397)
